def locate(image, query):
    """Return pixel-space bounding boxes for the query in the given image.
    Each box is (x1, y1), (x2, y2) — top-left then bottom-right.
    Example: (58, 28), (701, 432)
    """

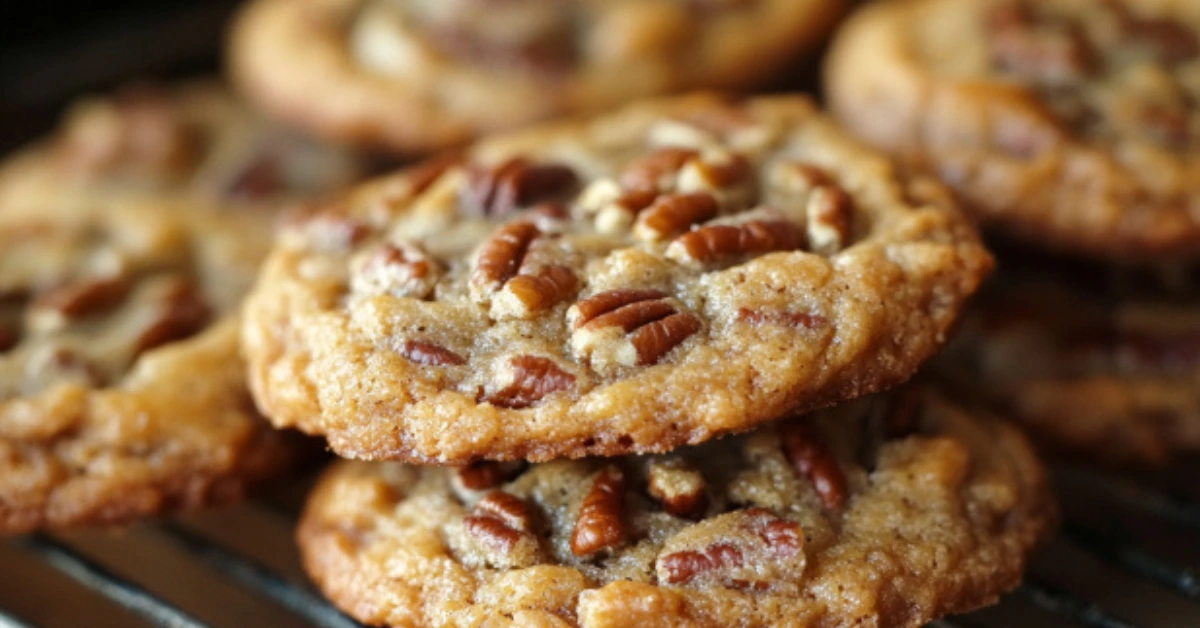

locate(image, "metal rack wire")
(2, 461), (1197, 628)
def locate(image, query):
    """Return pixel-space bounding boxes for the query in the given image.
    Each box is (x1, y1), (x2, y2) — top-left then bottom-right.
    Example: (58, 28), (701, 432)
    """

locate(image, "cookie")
(229, 0), (847, 154)
(297, 386), (1056, 628)
(242, 94), (993, 464)
(0, 84), (364, 534)
(0, 81), (365, 213)
(825, 0), (1200, 262)
(937, 267), (1200, 465)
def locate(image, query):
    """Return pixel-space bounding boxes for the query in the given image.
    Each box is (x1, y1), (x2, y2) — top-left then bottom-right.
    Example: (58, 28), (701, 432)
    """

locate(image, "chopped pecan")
(986, 2), (1092, 85)
(633, 193), (719, 242)
(473, 490), (535, 533)
(647, 460), (707, 519)
(471, 222), (540, 297)
(666, 220), (803, 266)
(133, 279), (213, 358)
(458, 490), (542, 568)
(736, 308), (828, 329)
(464, 157), (578, 217)
(676, 153), (751, 194)
(570, 290), (701, 367)
(462, 515), (524, 554)
(780, 421), (848, 511)
(805, 186), (854, 255)
(399, 340), (465, 366)
(571, 465), (626, 556)
(494, 265), (579, 319)
(619, 147), (699, 194)
(656, 508), (804, 590)
(456, 461), (526, 491)
(483, 355), (575, 409)
(352, 242), (441, 299)
(32, 275), (132, 318)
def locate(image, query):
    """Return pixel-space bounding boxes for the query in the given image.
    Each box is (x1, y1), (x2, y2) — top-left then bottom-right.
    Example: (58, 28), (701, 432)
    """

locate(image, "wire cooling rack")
(1, 459), (1198, 627)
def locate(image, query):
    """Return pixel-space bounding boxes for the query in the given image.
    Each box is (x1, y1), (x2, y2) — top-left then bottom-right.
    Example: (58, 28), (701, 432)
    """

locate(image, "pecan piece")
(666, 220), (803, 266)
(352, 241), (441, 299)
(805, 186), (854, 255)
(456, 461), (527, 491)
(986, 1), (1092, 85)
(647, 459), (707, 519)
(132, 279), (213, 358)
(571, 465), (626, 557)
(399, 340), (465, 366)
(493, 264), (578, 319)
(569, 290), (701, 368)
(780, 421), (848, 511)
(455, 490), (542, 569)
(619, 147), (699, 194)
(483, 355), (575, 409)
(32, 275), (132, 319)
(465, 157), (578, 217)
(737, 308), (827, 329)
(471, 222), (540, 297)
(656, 508), (805, 590)
(633, 193), (719, 242)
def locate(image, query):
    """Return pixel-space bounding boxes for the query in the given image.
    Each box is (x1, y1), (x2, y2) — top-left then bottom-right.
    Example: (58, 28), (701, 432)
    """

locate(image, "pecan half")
(647, 459), (708, 519)
(473, 490), (535, 533)
(352, 242), (441, 299)
(666, 220), (803, 266)
(571, 465), (626, 557)
(132, 279), (213, 358)
(464, 157), (578, 217)
(457, 490), (542, 569)
(569, 290), (701, 368)
(471, 222), (540, 298)
(656, 508), (805, 590)
(780, 421), (848, 511)
(483, 355), (575, 409)
(32, 275), (132, 319)
(620, 147), (699, 194)
(456, 461), (526, 491)
(806, 186), (854, 255)
(399, 340), (465, 366)
(493, 264), (579, 319)
(675, 153), (751, 196)
(633, 193), (719, 242)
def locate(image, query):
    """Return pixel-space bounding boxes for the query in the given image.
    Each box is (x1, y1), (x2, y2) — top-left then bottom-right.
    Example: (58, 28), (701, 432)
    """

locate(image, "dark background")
(0, 0), (240, 151)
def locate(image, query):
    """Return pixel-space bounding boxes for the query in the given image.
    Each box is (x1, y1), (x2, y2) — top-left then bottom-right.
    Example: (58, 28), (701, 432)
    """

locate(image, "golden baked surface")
(229, 0), (846, 153)
(826, 0), (1200, 262)
(242, 94), (992, 463)
(0, 83), (362, 534)
(298, 386), (1057, 628)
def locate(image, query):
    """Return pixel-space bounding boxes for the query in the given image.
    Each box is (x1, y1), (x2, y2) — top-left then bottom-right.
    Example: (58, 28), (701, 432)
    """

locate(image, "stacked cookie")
(240, 94), (1056, 626)
(828, 0), (1200, 465)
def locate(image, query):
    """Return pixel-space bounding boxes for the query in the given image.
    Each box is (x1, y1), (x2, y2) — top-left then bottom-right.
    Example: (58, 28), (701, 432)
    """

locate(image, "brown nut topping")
(780, 420), (848, 511)
(569, 290), (701, 367)
(656, 508), (805, 590)
(571, 465), (626, 557)
(633, 193), (719, 242)
(494, 264), (579, 319)
(352, 242), (441, 299)
(459, 490), (542, 568)
(666, 220), (803, 266)
(473, 490), (535, 533)
(462, 515), (525, 554)
(456, 461), (526, 491)
(659, 543), (744, 585)
(736, 308), (828, 329)
(629, 312), (703, 366)
(805, 186), (854, 255)
(471, 222), (540, 298)
(465, 157), (578, 217)
(133, 279), (213, 358)
(399, 340), (466, 366)
(986, 1), (1092, 85)
(32, 275), (132, 319)
(647, 460), (708, 519)
(569, 289), (669, 329)
(620, 147), (699, 194)
(483, 355), (575, 409)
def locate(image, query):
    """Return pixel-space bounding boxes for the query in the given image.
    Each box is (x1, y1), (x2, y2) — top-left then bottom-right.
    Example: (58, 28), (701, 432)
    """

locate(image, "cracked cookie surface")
(229, 0), (846, 153)
(297, 386), (1057, 628)
(242, 94), (992, 463)
(0, 83), (363, 534)
(826, 0), (1200, 262)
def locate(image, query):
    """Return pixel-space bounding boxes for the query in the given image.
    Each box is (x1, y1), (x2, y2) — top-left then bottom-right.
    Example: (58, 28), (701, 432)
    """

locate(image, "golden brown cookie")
(242, 94), (993, 464)
(228, 0), (847, 154)
(297, 386), (1057, 628)
(0, 83), (364, 534)
(826, 0), (1200, 262)
(937, 264), (1200, 466)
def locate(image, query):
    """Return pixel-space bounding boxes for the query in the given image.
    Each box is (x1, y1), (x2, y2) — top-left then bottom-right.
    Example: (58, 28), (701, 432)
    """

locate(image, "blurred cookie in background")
(229, 0), (847, 155)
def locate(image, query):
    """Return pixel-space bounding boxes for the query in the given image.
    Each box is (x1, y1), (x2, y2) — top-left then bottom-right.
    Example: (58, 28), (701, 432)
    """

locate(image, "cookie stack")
(827, 0), (1200, 465)
(241, 94), (1055, 625)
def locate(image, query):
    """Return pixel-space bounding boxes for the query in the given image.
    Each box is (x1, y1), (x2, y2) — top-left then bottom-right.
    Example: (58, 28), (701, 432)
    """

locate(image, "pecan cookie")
(298, 386), (1056, 628)
(228, 0), (847, 154)
(0, 81), (365, 213)
(242, 94), (993, 463)
(826, 0), (1200, 262)
(937, 270), (1200, 465)
(0, 84), (364, 534)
